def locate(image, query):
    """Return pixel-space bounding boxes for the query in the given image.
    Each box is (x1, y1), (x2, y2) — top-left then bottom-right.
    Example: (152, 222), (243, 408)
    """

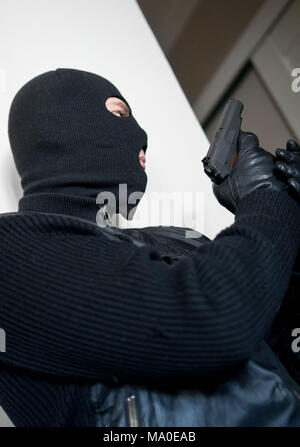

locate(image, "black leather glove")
(213, 131), (288, 214)
(275, 140), (300, 202)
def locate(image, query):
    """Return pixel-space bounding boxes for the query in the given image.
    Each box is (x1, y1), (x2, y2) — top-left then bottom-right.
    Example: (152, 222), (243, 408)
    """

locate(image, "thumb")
(239, 131), (260, 153)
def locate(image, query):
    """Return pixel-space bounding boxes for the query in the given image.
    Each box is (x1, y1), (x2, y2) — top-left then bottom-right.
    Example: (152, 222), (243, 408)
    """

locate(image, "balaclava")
(8, 68), (148, 224)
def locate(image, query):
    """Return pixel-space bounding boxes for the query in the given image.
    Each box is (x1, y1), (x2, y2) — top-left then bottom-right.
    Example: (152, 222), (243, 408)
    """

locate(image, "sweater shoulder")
(0, 211), (149, 250)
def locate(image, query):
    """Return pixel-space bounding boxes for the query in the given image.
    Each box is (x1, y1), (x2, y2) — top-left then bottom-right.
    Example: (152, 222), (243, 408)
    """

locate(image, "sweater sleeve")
(0, 189), (299, 383)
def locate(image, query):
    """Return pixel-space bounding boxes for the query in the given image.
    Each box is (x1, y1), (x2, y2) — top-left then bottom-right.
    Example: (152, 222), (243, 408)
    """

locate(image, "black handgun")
(202, 98), (244, 184)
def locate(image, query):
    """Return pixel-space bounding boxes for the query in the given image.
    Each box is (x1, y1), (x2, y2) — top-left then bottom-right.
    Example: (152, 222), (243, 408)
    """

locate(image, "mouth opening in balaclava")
(8, 68), (148, 224)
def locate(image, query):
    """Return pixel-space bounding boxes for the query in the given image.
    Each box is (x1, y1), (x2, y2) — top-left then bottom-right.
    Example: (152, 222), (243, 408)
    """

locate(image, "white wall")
(0, 0), (233, 427)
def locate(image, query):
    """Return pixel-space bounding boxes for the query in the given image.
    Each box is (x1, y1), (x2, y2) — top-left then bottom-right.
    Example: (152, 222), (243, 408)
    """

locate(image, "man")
(0, 68), (299, 426)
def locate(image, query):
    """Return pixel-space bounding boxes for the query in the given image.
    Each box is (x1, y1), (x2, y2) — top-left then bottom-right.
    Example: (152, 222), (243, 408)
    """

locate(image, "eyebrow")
(106, 97), (131, 115)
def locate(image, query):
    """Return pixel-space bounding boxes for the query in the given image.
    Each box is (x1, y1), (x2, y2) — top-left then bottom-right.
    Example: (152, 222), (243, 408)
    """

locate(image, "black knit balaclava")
(8, 68), (148, 224)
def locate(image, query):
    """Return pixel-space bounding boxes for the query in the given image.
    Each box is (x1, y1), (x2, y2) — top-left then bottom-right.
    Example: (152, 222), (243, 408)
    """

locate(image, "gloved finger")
(275, 148), (293, 161)
(287, 178), (300, 196)
(275, 161), (298, 178)
(286, 139), (300, 152)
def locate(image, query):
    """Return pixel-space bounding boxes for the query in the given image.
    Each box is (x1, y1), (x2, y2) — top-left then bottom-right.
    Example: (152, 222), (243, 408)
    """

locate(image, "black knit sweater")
(0, 188), (299, 425)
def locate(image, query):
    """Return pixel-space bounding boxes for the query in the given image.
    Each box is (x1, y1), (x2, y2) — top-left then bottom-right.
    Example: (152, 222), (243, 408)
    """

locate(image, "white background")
(0, 0), (233, 427)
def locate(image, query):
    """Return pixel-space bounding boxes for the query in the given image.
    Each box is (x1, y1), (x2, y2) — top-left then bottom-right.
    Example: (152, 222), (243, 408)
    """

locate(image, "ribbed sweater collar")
(18, 192), (100, 223)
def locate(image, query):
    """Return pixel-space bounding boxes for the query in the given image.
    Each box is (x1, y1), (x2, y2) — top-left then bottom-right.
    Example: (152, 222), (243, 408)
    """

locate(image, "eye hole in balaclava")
(8, 68), (148, 223)
(105, 96), (132, 118)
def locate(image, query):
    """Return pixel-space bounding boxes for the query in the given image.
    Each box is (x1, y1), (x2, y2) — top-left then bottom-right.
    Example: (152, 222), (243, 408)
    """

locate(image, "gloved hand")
(275, 140), (300, 202)
(213, 131), (288, 214)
